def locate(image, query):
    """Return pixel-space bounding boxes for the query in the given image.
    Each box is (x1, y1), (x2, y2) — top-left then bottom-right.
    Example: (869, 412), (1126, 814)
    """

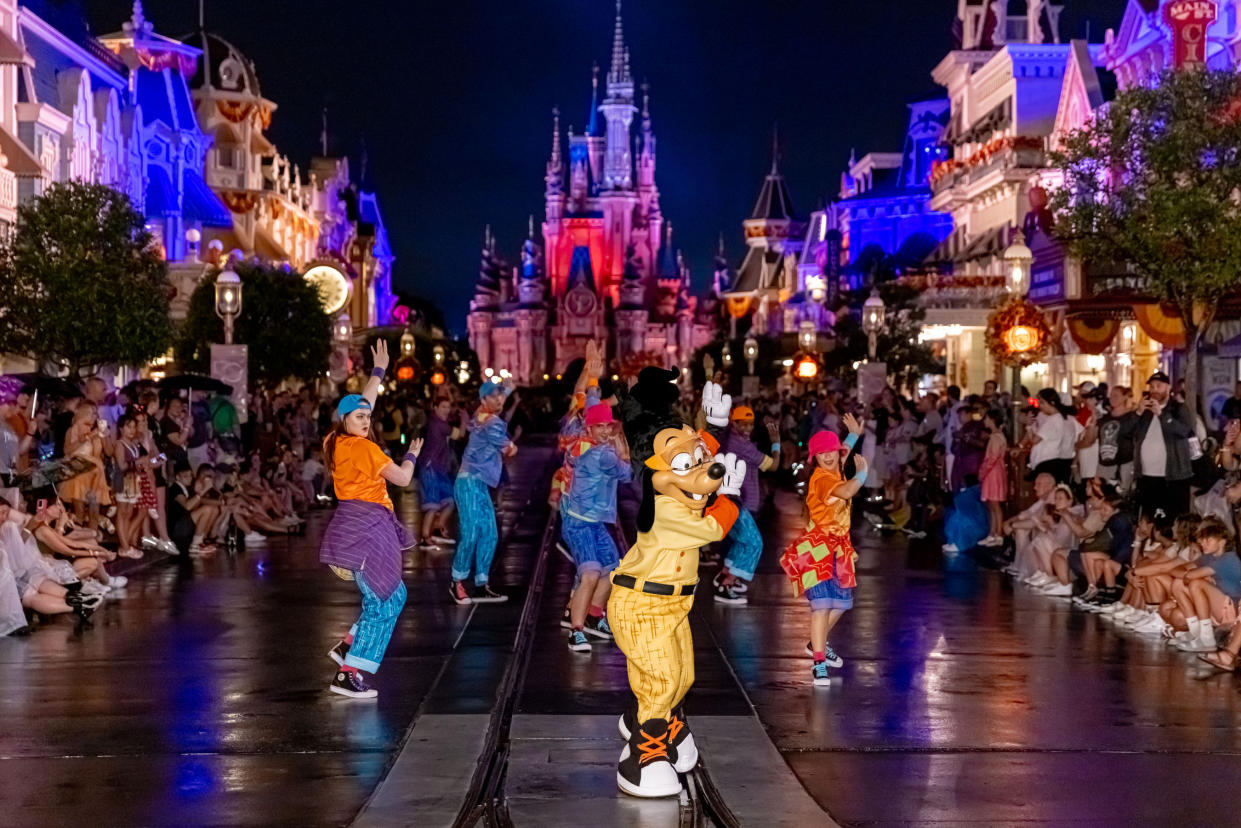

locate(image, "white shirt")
(1140, 416), (1167, 478)
(1029, 412), (1068, 468)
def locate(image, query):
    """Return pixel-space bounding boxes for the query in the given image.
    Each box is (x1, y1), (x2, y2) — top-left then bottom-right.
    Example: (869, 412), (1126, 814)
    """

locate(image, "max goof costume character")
(608, 423), (745, 798)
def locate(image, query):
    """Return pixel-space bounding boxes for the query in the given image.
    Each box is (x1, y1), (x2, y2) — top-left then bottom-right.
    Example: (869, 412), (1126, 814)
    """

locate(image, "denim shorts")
(805, 577), (854, 611)
(561, 512), (620, 574)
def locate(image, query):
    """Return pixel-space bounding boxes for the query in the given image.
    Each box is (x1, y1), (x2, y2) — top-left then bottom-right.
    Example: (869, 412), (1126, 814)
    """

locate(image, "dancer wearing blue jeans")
(449, 380), (517, 604)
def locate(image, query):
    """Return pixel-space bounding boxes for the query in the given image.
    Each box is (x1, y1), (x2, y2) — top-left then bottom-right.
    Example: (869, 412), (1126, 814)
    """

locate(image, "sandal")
(1197, 651), (1238, 673)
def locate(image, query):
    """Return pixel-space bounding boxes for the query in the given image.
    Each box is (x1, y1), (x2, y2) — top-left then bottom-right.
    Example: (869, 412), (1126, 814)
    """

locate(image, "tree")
(176, 261), (332, 386)
(822, 279), (941, 393)
(1050, 68), (1241, 418)
(0, 181), (173, 376)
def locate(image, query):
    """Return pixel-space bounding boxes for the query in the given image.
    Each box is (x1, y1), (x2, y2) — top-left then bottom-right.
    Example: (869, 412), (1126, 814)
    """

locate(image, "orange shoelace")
(637, 728), (669, 764)
(667, 716), (684, 743)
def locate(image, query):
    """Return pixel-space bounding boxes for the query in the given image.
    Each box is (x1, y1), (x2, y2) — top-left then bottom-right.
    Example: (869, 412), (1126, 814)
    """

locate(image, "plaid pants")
(343, 574), (407, 673)
(607, 585), (695, 723)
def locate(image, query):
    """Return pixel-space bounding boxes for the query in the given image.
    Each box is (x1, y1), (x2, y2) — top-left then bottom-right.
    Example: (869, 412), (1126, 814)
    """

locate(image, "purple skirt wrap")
(319, 499), (414, 600)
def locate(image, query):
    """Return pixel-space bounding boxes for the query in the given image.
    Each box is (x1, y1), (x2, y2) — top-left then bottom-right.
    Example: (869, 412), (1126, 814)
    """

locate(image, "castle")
(467, 2), (716, 382)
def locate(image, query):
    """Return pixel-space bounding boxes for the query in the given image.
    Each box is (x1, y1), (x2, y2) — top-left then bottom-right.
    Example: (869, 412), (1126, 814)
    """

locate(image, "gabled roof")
(749, 168), (796, 221)
(730, 246), (788, 294)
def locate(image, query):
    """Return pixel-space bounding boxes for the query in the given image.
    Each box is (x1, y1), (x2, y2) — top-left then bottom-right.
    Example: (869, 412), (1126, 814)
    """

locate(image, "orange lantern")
(430, 370), (446, 386)
(397, 364), (415, 381)
(1003, 324), (1040, 354)
(795, 355), (819, 380)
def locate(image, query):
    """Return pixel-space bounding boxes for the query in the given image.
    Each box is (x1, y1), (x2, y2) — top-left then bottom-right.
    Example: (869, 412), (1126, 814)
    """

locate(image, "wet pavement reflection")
(705, 489), (1241, 824)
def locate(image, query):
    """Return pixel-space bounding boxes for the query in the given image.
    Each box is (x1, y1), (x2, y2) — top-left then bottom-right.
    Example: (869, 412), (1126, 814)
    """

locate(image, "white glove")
(702, 381), (732, 427)
(715, 452), (746, 497)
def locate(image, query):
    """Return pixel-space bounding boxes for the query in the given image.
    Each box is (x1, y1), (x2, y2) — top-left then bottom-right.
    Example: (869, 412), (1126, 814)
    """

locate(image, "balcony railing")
(899, 272), (1008, 308)
(930, 136), (1047, 195)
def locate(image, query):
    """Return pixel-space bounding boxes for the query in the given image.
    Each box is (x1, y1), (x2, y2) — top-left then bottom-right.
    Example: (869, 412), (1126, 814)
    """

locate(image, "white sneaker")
(1098, 602), (1127, 616)
(244, 532), (265, 544)
(79, 580), (106, 596)
(1027, 572), (1053, 587)
(107, 575), (128, 589)
(942, 544), (959, 553)
(1176, 634), (1217, 653)
(1041, 581), (1073, 596)
(1134, 616), (1168, 635)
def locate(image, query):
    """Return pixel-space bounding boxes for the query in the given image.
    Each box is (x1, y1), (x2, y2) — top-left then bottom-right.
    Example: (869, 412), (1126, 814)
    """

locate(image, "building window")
(217, 146), (238, 170)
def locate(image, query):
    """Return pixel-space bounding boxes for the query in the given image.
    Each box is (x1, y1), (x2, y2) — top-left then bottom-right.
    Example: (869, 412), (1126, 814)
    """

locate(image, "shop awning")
(144, 164), (177, 217)
(1067, 316), (1120, 355)
(0, 29), (32, 67)
(182, 169), (233, 227)
(0, 125), (41, 176)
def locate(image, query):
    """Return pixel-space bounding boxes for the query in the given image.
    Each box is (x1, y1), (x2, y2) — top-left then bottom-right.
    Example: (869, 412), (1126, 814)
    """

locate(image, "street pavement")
(3, 458), (1241, 826)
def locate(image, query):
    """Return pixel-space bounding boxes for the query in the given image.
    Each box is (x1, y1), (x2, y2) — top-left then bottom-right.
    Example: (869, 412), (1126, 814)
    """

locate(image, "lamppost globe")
(743, 334), (759, 375)
(334, 312), (352, 344)
(799, 320), (818, 352)
(1004, 230), (1033, 298)
(214, 270), (242, 345)
(399, 329), (415, 356)
(862, 288), (886, 361)
(721, 341), (733, 367)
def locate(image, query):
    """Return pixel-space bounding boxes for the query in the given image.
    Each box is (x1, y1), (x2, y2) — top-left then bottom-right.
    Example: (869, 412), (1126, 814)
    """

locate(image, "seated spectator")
(1072, 489), (1135, 609)
(1167, 517), (1240, 653)
(0, 497), (100, 625)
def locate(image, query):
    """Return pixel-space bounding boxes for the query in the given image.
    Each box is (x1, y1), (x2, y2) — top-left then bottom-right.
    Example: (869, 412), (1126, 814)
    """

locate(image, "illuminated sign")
(304, 263), (351, 314)
(1164, 0), (1217, 68)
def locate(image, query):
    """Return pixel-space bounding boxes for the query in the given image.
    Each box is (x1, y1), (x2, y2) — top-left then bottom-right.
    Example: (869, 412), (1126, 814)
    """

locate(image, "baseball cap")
(730, 405), (755, 422)
(336, 394), (372, 418)
(479, 380), (507, 400)
(584, 403), (614, 426)
(1077, 381), (1097, 397)
(1148, 371), (1171, 385)
(807, 430), (842, 458)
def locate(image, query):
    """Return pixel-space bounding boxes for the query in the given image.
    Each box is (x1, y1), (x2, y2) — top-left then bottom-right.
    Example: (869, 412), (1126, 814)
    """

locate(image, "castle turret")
(600, 0), (636, 190)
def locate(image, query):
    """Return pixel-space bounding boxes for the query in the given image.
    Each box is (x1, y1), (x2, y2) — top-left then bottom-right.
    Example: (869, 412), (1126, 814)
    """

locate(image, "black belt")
(612, 573), (696, 596)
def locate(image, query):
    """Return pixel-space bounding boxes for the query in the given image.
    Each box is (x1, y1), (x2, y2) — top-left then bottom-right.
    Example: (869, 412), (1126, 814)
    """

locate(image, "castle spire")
(770, 122), (780, 175)
(608, 0), (630, 87)
(640, 81), (655, 157)
(587, 63), (600, 136)
(549, 107), (561, 167)
(545, 107), (564, 197)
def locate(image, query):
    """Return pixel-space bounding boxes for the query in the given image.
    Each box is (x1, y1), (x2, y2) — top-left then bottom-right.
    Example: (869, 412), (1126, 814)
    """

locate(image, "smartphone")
(97, 418), (108, 434)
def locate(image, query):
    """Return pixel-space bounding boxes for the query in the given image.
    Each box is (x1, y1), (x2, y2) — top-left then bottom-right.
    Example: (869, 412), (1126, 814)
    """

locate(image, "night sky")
(86, 0), (1128, 333)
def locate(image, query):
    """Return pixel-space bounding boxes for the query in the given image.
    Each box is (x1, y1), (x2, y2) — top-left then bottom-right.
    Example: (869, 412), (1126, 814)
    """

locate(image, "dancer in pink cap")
(560, 402), (632, 653)
(780, 414), (867, 686)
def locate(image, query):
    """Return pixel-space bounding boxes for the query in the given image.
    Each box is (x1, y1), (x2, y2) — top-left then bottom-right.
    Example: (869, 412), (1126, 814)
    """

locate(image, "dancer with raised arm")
(319, 341), (422, 700)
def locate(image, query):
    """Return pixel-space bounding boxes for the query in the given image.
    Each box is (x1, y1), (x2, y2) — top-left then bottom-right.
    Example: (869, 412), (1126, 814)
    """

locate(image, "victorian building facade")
(467, 2), (715, 382)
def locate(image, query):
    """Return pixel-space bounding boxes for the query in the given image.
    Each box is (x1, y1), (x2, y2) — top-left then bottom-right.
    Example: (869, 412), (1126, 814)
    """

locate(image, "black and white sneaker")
(329, 669), (377, 699)
(802, 642), (843, 668)
(714, 583), (748, 605)
(667, 707), (698, 773)
(560, 607), (573, 629)
(471, 583), (508, 603)
(616, 718), (681, 798)
(449, 580), (472, 605)
(328, 640), (350, 666)
(567, 629), (592, 652)
(584, 614), (614, 640)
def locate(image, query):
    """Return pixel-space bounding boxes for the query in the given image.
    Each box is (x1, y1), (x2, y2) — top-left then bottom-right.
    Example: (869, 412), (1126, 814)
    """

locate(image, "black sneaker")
(328, 640), (350, 666)
(329, 669), (377, 699)
(567, 629), (591, 652)
(583, 614), (614, 640)
(471, 583), (508, 603)
(560, 607), (573, 629)
(449, 580), (472, 605)
(616, 718), (681, 798)
(714, 582), (748, 605)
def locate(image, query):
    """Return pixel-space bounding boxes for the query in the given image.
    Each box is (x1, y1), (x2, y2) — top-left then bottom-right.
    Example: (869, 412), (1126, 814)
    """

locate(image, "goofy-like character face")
(645, 426), (726, 512)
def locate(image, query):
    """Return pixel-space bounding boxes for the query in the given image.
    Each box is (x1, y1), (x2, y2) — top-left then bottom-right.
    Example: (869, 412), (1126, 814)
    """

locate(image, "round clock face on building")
(305, 264), (351, 314)
(565, 285), (597, 317)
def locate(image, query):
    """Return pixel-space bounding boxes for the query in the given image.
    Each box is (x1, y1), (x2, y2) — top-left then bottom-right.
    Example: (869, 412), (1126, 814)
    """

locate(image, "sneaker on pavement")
(328, 640), (350, 666)
(471, 583), (508, 603)
(560, 607), (573, 629)
(616, 718), (681, 798)
(942, 543), (960, 554)
(567, 629), (592, 652)
(812, 661), (831, 686)
(449, 580), (472, 605)
(107, 575), (128, 590)
(714, 583), (748, 605)
(822, 644), (844, 668)
(329, 669), (377, 699)
(584, 614), (614, 640)
(978, 535), (1003, 547)
(1041, 582), (1073, 597)
(667, 709), (698, 773)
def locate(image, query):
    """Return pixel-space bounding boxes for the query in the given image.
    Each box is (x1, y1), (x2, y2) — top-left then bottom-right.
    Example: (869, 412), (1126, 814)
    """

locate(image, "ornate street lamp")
(861, 289), (886, 361)
(433, 344), (445, 365)
(799, 320), (818, 353)
(743, 334), (759, 375)
(721, 341), (733, 368)
(400, 328), (415, 357)
(1004, 229), (1033, 298)
(334, 312), (352, 344)
(214, 270), (242, 345)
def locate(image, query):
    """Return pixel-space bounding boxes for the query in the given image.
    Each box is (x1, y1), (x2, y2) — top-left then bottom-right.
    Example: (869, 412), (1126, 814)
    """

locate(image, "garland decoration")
(985, 297), (1052, 367)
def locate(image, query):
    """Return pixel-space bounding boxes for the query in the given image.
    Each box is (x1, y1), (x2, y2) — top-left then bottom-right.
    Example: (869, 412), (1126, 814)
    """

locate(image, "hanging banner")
(825, 229), (841, 308)
(1133, 302), (1187, 349)
(1164, 0), (1218, 68)
(1067, 316), (1120, 355)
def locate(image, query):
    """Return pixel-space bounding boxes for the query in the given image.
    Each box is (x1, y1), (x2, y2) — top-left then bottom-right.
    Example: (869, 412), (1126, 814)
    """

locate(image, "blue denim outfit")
(562, 444), (632, 525)
(460, 413), (510, 488)
(805, 577), (854, 611)
(561, 512), (621, 574)
(452, 473), (498, 585)
(343, 574), (408, 673)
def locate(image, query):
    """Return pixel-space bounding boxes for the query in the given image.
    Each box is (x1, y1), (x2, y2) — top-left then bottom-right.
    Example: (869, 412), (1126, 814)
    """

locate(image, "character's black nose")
(707, 462), (726, 480)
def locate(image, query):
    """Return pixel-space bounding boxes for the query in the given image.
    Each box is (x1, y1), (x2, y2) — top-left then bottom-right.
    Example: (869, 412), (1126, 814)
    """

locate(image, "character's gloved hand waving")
(715, 452), (747, 497)
(701, 381), (732, 427)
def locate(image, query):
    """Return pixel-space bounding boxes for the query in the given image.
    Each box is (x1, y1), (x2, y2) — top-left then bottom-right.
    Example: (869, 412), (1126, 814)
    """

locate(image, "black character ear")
(637, 468), (656, 534)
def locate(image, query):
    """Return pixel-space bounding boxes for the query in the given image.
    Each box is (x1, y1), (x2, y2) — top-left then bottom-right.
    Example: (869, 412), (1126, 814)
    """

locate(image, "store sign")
(1164, 0), (1217, 68)
(1029, 264), (1065, 304)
